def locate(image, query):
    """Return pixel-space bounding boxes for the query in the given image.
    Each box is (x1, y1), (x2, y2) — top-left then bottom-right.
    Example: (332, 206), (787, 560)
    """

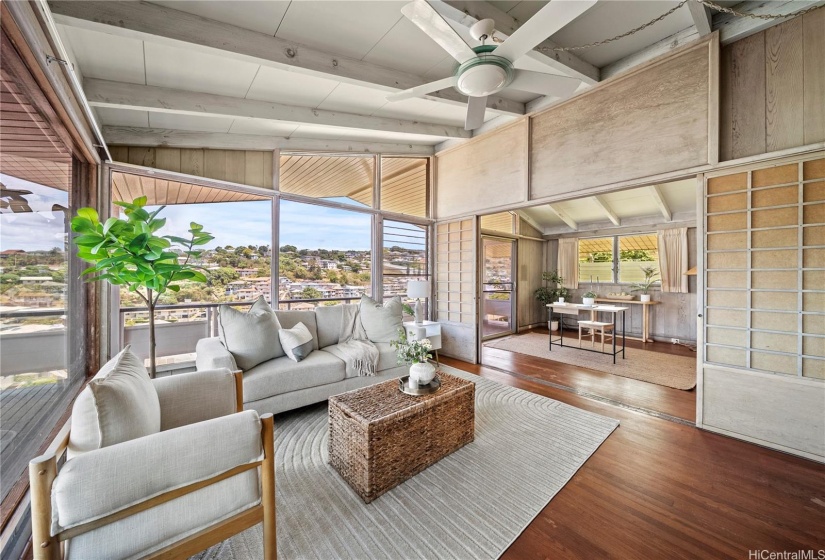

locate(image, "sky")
(0, 173), (69, 252)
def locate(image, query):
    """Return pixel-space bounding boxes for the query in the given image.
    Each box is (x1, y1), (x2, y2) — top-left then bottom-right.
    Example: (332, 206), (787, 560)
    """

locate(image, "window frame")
(577, 231), (661, 285)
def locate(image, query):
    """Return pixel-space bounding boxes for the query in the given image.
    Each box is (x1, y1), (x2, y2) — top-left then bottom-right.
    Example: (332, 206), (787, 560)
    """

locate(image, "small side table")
(403, 320), (441, 364)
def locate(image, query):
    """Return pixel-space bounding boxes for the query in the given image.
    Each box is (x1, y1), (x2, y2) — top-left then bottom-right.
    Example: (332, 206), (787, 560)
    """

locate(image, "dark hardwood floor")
(482, 327), (697, 422)
(442, 357), (825, 559)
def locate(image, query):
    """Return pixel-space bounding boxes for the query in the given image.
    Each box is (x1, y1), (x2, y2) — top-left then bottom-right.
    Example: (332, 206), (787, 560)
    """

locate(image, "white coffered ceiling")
(49, 0), (792, 153)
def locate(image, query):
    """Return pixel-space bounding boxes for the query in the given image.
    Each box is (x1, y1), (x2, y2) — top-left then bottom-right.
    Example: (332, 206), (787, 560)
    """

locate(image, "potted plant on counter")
(582, 291), (597, 306)
(535, 270), (569, 331)
(630, 266), (659, 302)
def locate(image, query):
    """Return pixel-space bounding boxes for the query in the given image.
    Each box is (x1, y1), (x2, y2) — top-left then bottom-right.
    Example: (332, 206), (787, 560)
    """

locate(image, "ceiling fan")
(387, 0), (596, 130)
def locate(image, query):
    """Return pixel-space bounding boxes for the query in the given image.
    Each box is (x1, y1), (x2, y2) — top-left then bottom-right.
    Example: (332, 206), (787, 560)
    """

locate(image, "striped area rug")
(193, 366), (619, 560)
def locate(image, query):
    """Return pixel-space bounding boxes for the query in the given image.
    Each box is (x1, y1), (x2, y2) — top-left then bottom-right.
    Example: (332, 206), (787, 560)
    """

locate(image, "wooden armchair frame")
(29, 371), (276, 560)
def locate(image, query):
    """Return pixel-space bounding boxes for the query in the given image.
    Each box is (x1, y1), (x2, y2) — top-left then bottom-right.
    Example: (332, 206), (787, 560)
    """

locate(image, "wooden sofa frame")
(29, 371), (277, 560)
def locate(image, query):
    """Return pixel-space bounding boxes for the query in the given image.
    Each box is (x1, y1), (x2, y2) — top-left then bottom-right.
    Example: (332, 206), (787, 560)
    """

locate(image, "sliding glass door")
(481, 236), (516, 340)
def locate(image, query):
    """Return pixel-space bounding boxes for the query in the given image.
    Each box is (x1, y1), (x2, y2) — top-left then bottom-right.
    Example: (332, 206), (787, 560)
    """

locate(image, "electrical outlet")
(671, 338), (680, 344)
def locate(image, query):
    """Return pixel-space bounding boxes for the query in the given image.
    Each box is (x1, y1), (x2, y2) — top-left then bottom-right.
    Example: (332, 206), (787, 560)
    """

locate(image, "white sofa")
(196, 305), (407, 415)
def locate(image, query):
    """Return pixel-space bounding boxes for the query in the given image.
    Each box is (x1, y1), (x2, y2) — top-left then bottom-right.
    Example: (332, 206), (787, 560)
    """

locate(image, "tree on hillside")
(280, 244), (297, 253)
(300, 286), (322, 300)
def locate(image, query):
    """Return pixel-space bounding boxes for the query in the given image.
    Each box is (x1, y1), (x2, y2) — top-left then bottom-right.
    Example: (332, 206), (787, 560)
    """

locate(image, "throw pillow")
(218, 296), (282, 371)
(359, 295), (403, 343)
(67, 345), (160, 459)
(278, 322), (314, 362)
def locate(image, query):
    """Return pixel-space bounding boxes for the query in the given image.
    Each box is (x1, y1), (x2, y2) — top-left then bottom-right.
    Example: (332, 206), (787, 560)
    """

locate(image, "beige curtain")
(557, 238), (579, 289)
(658, 227), (688, 293)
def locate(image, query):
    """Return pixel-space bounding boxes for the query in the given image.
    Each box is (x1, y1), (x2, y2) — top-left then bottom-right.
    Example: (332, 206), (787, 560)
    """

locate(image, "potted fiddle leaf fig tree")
(71, 196), (214, 377)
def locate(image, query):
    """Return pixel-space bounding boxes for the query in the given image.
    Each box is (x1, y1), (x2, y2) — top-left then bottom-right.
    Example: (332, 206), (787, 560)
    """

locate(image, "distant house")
(0, 249), (25, 258)
(20, 276), (53, 284)
(236, 268), (259, 278)
(14, 292), (53, 307)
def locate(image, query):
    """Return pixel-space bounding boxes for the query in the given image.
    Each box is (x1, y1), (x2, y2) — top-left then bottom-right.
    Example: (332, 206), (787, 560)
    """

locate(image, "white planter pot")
(549, 320), (559, 331)
(640, 294), (651, 302)
(582, 297), (595, 306)
(410, 361), (436, 385)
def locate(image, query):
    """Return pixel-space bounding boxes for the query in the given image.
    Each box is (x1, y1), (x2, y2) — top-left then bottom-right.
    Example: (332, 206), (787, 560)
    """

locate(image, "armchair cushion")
(195, 336), (238, 372)
(359, 295), (403, 343)
(52, 409), (263, 534)
(67, 346), (160, 460)
(218, 296), (283, 370)
(152, 368), (238, 430)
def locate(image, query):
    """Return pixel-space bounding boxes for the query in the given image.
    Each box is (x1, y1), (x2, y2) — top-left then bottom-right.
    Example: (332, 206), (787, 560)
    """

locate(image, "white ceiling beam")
(102, 126), (435, 155)
(591, 195), (621, 226)
(433, 0), (600, 85)
(546, 204), (578, 231)
(648, 185), (672, 222)
(48, 0), (524, 116)
(84, 79), (469, 139)
(602, 0), (825, 80)
(544, 211), (696, 237)
(687, 0), (713, 37)
(713, 0), (825, 44)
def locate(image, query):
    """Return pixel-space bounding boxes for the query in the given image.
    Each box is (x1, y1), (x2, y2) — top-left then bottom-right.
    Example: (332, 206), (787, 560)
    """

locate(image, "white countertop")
(546, 303), (629, 312)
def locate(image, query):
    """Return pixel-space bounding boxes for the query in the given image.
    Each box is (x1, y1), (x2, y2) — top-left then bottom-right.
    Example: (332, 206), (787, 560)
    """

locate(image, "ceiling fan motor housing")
(455, 45), (514, 97)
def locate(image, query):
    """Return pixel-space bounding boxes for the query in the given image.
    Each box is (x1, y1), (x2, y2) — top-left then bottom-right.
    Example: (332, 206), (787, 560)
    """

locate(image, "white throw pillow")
(278, 322), (314, 362)
(218, 296), (282, 370)
(359, 295), (403, 343)
(67, 345), (160, 459)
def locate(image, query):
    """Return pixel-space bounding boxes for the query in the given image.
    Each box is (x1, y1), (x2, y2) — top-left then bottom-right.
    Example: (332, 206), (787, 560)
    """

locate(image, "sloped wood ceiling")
(111, 171), (267, 205)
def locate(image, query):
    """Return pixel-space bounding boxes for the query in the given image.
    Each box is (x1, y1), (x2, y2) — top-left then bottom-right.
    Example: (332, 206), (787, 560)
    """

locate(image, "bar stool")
(578, 320), (615, 352)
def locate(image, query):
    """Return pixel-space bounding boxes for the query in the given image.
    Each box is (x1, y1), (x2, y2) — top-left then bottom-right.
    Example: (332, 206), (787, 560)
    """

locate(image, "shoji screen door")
(435, 218), (477, 363)
(700, 153), (825, 461)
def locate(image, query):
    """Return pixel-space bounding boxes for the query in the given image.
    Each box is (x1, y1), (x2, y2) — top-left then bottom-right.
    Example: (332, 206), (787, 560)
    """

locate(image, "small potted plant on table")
(582, 291), (597, 306)
(630, 266), (659, 302)
(391, 328), (435, 385)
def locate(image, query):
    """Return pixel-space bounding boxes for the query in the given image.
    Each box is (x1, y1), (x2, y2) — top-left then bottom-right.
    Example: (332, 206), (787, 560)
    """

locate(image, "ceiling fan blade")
(401, 0), (478, 64)
(386, 77), (457, 102)
(465, 95), (487, 130)
(493, 0), (598, 64)
(510, 70), (581, 98)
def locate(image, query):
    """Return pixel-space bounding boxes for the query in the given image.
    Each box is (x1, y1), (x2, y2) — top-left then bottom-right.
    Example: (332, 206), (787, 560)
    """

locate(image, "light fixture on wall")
(407, 280), (430, 325)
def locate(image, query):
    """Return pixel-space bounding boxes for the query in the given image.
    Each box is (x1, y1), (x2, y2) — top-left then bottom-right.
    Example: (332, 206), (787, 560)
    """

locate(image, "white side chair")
(578, 320), (615, 352)
(30, 368), (276, 560)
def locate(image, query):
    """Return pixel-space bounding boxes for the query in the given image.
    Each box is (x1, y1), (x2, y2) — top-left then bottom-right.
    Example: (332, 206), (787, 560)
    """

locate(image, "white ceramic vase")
(582, 297), (595, 306)
(410, 361), (436, 385)
(640, 294), (651, 302)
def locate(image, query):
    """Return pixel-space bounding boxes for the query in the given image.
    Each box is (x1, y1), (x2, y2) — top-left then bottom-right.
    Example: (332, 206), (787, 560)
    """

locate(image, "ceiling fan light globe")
(456, 63), (513, 97)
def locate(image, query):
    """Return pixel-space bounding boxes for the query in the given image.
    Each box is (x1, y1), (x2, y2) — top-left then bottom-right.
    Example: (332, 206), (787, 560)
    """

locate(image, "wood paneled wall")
(517, 220), (547, 330)
(435, 120), (528, 219)
(109, 146), (274, 189)
(720, 9), (825, 161)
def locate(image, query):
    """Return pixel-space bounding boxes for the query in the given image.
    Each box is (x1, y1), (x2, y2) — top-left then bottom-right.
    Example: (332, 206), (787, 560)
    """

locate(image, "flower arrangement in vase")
(391, 328), (435, 385)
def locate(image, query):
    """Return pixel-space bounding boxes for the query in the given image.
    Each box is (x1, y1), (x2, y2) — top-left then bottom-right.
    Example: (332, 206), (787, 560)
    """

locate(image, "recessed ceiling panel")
(144, 42), (260, 98)
(363, 18), (457, 77)
(59, 25), (145, 84)
(315, 83), (391, 115)
(148, 1), (290, 36)
(244, 66), (339, 108)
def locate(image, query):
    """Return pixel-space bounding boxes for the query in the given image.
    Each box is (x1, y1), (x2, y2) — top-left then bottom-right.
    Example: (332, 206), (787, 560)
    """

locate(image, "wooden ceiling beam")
(546, 204), (578, 231)
(687, 1), (713, 37)
(49, 0), (524, 116)
(102, 126), (435, 155)
(83, 79), (470, 139)
(591, 195), (621, 226)
(648, 185), (672, 222)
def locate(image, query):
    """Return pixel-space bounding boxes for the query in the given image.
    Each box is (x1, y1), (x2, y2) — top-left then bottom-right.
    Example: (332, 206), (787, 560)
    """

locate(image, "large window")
(278, 200), (372, 309)
(383, 220), (429, 311)
(0, 32), (87, 512)
(578, 233), (660, 284)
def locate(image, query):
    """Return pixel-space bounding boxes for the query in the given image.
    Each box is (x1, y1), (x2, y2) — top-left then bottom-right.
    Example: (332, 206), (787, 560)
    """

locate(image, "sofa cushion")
(67, 346), (160, 459)
(275, 310), (319, 351)
(359, 295), (403, 343)
(242, 351), (346, 402)
(314, 304), (343, 348)
(218, 296), (283, 369)
(278, 322), (314, 362)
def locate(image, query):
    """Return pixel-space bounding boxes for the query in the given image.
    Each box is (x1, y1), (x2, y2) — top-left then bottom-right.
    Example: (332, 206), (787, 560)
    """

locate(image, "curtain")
(658, 227), (688, 293)
(557, 238), (579, 289)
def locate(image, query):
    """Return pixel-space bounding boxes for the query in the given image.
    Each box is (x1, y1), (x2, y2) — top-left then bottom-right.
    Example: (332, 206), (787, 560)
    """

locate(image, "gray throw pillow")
(359, 295), (403, 343)
(278, 322), (314, 362)
(218, 296), (282, 371)
(67, 345), (160, 459)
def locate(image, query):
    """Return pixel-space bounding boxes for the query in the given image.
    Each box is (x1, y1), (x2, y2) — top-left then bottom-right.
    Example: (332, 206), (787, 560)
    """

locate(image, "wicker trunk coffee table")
(328, 372), (475, 503)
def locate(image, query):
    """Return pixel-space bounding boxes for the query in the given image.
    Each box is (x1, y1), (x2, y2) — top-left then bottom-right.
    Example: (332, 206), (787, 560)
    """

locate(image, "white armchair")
(29, 368), (276, 560)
